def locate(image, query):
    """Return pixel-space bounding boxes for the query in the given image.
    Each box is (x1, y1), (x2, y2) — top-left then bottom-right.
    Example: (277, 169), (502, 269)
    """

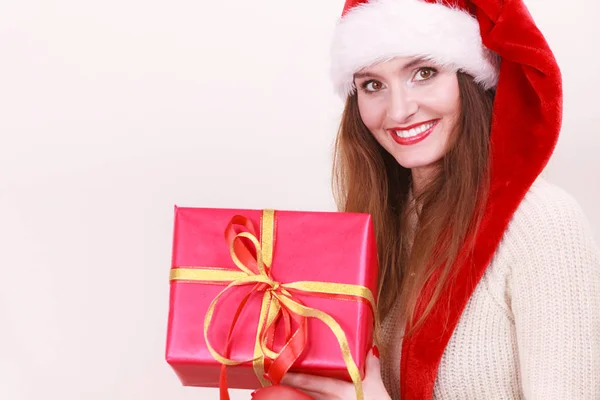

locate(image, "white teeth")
(394, 121), (435, 138)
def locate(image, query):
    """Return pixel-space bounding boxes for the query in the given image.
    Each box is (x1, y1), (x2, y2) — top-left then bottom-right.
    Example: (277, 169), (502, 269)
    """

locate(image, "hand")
(251, 384), (314, 400)
(253, 347), (390, 400)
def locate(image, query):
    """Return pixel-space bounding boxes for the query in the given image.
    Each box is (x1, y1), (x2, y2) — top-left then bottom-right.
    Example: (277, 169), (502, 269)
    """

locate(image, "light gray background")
(1, 0), (598, 399)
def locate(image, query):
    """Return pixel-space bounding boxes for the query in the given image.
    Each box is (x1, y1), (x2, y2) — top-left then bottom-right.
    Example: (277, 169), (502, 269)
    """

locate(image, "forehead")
(355, 57), (427, 76)
(354, 56), (451, 79)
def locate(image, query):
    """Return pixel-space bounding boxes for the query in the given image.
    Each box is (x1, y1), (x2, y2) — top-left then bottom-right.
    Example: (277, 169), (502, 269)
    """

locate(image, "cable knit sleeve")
(509, 181), (600, 399)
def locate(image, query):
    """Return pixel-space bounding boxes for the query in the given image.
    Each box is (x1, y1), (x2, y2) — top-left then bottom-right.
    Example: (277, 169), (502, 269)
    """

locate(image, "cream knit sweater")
(380, 178), (600, 399)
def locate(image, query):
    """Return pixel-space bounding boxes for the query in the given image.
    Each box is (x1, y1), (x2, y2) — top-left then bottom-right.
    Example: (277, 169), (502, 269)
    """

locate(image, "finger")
(362, 346), (391, 399)
(281, 372), (348, 395)
(251, 384), (315, 400)
(364, 347), (381, 379)
(302, 390), (340, 400)
(262, 387), (326, 400)
(297, 389), (329, 400)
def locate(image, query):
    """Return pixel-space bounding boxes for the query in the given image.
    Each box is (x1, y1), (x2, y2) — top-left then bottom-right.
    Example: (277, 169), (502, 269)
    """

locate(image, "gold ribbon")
(170, 209), (375, 400)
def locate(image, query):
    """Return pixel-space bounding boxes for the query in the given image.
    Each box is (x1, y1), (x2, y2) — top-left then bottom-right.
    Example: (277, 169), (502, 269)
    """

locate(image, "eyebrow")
(354, 57), (429, 80)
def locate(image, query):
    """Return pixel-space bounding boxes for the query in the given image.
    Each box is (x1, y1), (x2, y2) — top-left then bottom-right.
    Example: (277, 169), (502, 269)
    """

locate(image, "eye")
(413, 67), (437, 82)
(360, 80), (384, 92)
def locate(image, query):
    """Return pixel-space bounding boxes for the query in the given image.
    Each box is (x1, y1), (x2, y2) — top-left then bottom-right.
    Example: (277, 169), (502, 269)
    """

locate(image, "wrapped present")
(166, 207), (378, 399)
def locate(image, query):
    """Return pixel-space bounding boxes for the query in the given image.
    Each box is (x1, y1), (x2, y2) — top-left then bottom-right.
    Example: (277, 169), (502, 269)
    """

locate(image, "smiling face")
(354, 57), (462, 180)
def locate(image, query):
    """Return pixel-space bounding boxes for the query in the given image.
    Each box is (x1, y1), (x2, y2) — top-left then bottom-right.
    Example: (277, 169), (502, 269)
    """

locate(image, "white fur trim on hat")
(330, 0), (500, 98)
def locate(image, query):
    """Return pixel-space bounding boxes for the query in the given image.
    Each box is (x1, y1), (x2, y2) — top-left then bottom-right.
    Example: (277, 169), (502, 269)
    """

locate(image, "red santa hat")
(331, 0), (501, 97)
(330, 1), (563, 399)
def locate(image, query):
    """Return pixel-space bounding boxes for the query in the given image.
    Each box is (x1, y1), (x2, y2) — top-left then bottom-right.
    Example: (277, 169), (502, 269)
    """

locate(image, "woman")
(254, 0), (600, 398)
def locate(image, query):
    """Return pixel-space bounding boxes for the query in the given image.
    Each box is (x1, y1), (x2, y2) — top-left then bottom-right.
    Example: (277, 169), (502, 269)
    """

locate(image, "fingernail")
(372, 345), (380, 359)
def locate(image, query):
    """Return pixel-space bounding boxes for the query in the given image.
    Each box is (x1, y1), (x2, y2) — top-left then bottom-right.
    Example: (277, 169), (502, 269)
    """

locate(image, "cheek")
(357, 96), (385, 131)
(414, 73), (461, 117)
(431, 78), (461, 117)
(440, 94), (461, 119)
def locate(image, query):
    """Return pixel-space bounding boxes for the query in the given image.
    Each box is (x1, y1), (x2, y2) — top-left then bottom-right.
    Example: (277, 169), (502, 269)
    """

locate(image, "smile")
(388, 120), (439, 145)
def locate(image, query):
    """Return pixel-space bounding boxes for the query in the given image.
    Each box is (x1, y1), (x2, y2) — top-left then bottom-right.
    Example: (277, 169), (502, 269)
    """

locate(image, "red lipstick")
(388, 119), (439, 146)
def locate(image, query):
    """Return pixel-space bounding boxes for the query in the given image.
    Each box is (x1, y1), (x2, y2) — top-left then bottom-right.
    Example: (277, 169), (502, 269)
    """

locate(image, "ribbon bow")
(170, 210), (376, 400)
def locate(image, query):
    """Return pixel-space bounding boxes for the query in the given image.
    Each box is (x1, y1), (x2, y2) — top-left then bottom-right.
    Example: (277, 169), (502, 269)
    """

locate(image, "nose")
(386, 86), (418, 123)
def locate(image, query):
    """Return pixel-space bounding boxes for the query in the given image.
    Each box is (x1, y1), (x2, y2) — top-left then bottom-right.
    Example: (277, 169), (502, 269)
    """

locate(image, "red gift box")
(166, 207), (378, 398)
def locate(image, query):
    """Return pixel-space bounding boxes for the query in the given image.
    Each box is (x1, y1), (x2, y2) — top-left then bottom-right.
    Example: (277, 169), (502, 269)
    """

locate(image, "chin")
(393, 155), (440, 170)
(381, 137), (447, 171)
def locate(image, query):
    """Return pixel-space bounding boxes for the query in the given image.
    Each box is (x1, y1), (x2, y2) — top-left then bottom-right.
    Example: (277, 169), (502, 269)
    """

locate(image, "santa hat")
(331, 0), (501, 98)
(330, 1), (563, 399)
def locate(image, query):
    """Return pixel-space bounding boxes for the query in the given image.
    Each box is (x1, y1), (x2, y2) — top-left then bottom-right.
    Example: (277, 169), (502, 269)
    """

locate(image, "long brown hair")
(332, 72), (496, 337)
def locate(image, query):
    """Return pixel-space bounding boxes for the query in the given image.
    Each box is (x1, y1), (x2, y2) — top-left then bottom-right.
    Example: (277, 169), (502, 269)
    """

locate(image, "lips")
(388, 119), (439, 146)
